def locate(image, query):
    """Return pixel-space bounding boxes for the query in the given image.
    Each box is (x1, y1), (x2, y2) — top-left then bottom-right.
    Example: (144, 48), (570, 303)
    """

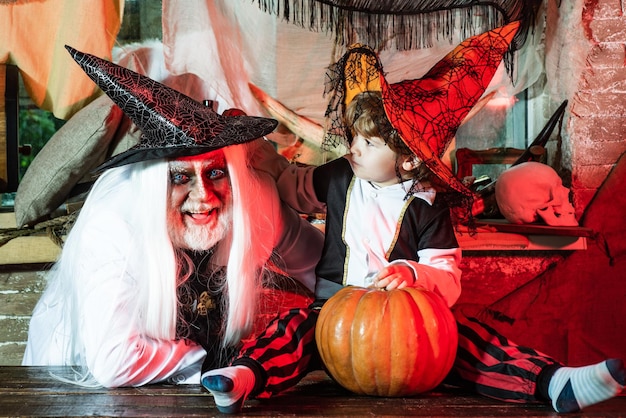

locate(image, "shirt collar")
(359, 178), (436, 205)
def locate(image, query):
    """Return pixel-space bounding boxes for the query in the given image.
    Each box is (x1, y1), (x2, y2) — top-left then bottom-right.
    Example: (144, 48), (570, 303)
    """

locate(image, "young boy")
(202, 25), (624, 414)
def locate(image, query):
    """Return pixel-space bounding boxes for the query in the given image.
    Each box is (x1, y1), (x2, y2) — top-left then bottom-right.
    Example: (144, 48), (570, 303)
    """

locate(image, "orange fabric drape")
(0, 0), (124, 119)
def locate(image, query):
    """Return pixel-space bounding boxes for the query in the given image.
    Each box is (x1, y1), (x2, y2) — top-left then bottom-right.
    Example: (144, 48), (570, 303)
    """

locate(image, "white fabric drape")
(162, 0), (333, 123)
(161, 0), (544, 128)
(0, 0), (544, 126)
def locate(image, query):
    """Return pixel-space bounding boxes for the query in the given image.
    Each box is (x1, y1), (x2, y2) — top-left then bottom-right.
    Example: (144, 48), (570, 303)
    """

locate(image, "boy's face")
(345, 133), (405, 187)
(167, 150), (233, 251)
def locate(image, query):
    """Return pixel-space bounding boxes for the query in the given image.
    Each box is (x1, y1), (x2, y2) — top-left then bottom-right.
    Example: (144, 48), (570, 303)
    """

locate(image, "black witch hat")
(65, 45), (278, 171)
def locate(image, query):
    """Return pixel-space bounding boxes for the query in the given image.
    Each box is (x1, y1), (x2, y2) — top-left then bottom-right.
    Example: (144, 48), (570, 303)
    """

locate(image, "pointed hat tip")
(64, 45), (81, 61)
(65, 45), (278, 170)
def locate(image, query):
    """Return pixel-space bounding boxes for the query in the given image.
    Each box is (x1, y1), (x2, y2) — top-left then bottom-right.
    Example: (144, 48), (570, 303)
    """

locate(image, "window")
(455, 79), (548, 183)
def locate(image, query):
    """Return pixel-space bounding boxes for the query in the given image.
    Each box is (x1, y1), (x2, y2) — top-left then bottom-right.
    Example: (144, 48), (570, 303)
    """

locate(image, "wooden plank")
(456, 219), (592, 251)
(457, 231), (587, 251)
(0, 235), (61, 265)
(475, 219), (595, 237)
(0, 367), (624, 417)
(0, 211), (16, 228)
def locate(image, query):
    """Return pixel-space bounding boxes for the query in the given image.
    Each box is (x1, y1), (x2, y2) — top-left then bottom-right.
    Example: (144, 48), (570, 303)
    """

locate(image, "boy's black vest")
(311, 157), (458, 302)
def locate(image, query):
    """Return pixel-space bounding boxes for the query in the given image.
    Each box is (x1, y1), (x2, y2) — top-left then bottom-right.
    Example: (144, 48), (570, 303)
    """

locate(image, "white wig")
(46, 160), (177, 375)
(218, 142), (279, 345)
(47, 142), (279, 379)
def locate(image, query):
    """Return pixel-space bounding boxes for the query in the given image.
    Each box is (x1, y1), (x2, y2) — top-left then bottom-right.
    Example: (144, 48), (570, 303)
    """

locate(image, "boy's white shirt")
(276, 163), (462, 308)
(344, 178), (462, 307)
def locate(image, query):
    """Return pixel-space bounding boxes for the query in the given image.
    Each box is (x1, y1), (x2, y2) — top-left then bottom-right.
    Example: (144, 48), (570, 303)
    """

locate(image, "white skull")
(495, 162), (578, 226)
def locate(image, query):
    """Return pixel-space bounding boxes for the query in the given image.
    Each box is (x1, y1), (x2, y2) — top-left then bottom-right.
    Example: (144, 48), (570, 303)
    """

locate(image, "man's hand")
(371, 264), (416, 291)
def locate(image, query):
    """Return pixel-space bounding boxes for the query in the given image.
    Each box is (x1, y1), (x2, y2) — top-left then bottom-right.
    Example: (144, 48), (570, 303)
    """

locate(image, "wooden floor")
(1, 366), (624, 417)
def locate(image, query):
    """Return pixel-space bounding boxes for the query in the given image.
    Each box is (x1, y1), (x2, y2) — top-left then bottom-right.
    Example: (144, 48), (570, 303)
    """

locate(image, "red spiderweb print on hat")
(379, 21), (520, 197)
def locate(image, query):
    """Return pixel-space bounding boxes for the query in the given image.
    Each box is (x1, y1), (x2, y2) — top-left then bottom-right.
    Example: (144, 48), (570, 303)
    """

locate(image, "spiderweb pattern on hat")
(66, 45), (278, 171)
(380, 21), (520, 196)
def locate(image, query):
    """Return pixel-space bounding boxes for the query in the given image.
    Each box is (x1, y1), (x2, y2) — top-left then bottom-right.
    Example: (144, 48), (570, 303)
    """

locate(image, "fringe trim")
(255, 0), (542, 54)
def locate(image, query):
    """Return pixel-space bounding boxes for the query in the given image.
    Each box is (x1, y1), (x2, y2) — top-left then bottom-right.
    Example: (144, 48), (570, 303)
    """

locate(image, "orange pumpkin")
(315, 286), (458, 397)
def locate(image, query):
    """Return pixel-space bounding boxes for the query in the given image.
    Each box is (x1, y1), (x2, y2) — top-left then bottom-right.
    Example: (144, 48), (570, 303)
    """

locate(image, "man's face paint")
(167, 150), (233, 251)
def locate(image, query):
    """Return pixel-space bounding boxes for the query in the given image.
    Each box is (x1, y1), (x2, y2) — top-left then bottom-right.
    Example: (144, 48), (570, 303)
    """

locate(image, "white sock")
(201, 365), (256, 414)
(548, 359), (625, 413)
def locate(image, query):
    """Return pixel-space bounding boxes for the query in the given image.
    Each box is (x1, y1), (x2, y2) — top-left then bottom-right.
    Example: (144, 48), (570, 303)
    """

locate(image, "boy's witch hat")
(325, 21), (520, 197)
(65, 45), (278, 171)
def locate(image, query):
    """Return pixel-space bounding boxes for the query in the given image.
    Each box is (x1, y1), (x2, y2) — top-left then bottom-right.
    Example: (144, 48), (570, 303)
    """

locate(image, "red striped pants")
(232, 305), (560, 402)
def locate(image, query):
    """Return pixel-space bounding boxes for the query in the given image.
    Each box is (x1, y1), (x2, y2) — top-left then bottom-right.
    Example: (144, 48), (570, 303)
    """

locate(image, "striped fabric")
(232, 305), (559, 401)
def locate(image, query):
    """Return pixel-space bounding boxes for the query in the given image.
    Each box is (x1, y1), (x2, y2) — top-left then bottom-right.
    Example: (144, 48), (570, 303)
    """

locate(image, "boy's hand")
(250, 138), (290, 180)
(371, 264), (416, 291)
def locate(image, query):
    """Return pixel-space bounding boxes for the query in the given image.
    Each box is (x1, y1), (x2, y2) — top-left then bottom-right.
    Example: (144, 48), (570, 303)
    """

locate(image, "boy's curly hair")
(344, 91), (432, 183)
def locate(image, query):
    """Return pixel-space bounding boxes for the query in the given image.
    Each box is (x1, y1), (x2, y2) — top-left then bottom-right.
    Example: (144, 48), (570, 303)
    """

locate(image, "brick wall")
(0, 269), (46, 365)
(550, 0), (626, 216)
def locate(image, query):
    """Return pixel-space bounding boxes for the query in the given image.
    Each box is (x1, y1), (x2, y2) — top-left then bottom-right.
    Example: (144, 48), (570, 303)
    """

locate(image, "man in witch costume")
(203, 22), (624, 414)
(22, 46), (323, 388)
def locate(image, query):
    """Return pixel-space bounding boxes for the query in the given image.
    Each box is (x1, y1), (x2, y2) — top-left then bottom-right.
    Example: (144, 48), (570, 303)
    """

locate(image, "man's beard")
(168, 210), (233, 252)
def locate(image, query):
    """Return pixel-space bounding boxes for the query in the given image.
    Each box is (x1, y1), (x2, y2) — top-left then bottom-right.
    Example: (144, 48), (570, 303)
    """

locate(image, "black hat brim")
(94, 116), (277, 172)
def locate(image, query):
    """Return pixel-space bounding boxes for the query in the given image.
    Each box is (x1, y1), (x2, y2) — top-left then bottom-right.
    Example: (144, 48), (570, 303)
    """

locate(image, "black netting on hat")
(323, 44), (381, 152)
